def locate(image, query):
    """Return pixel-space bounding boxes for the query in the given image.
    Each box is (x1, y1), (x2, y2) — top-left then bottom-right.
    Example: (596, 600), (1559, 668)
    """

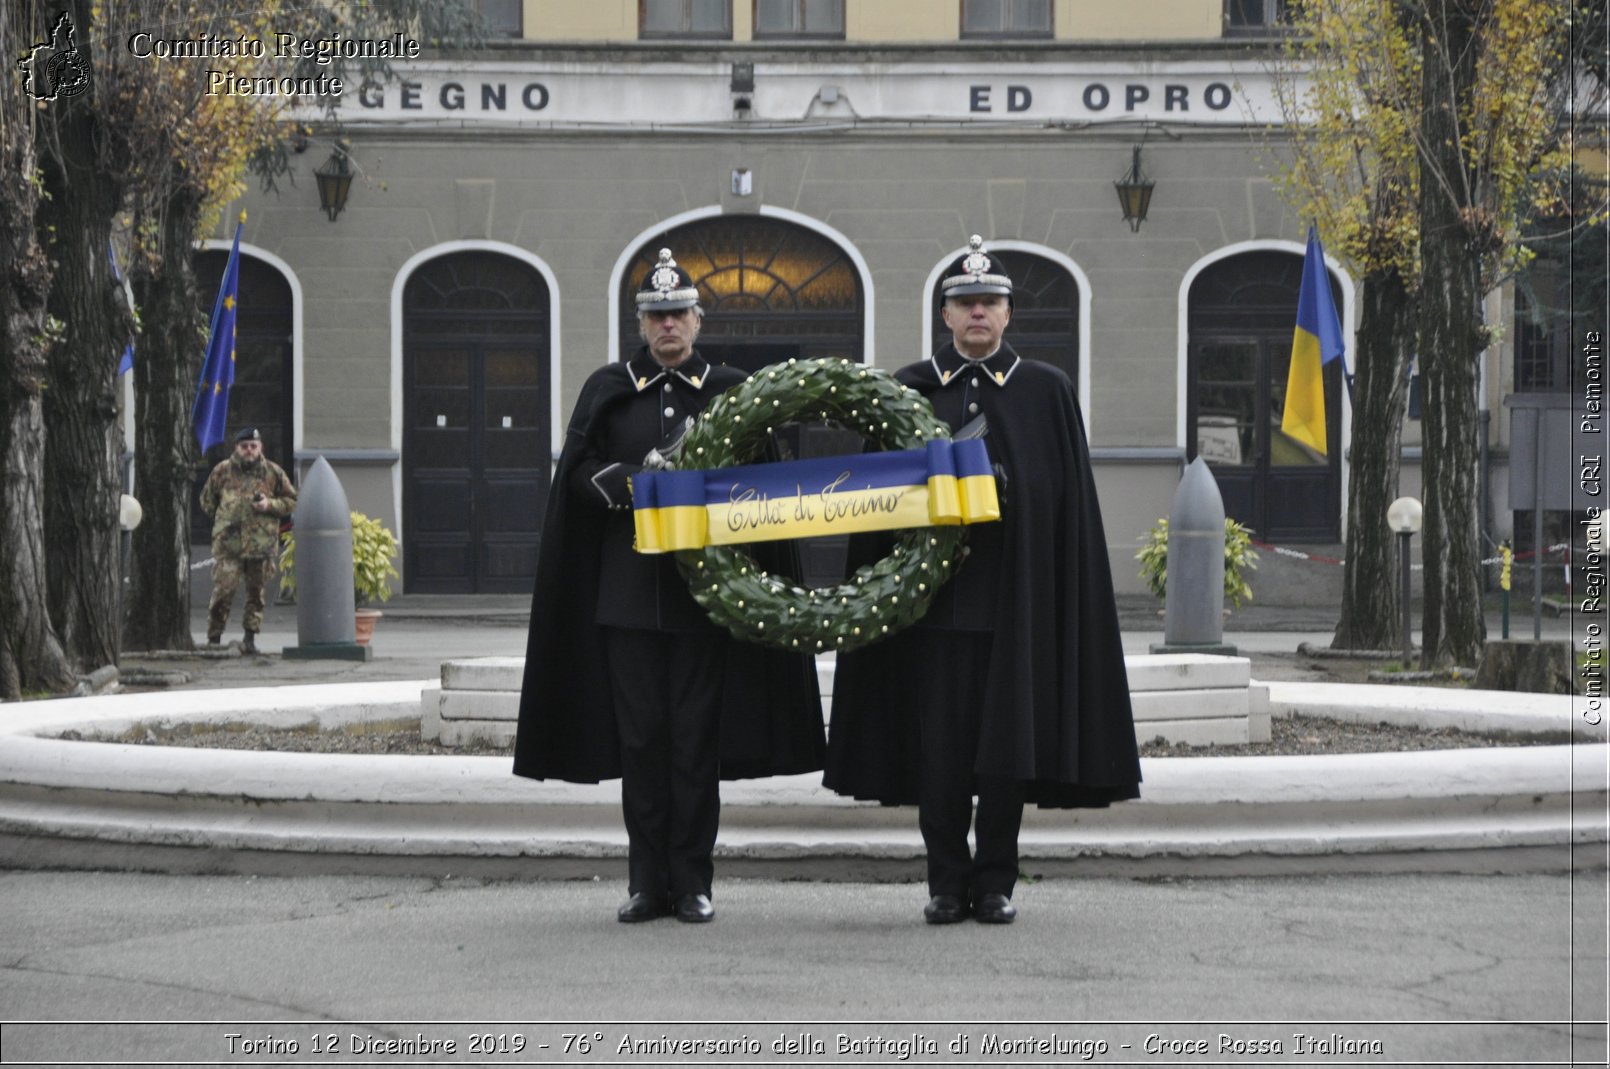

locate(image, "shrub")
(1136, 516), (1259, 609)
(278, 510), (399, 607)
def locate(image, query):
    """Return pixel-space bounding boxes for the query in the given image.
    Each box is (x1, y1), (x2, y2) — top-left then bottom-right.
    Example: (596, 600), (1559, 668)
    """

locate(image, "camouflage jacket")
(201, 455), (297, 560)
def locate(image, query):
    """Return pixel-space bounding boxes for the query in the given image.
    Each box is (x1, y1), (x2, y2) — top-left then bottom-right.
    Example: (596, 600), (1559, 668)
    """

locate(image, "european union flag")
(192, 217), (242, 452)
(1280, 225), (1346, 456)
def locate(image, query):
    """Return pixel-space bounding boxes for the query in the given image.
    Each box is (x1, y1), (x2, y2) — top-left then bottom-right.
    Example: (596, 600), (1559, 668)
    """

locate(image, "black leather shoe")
(923, 894), (969, 925)
(616, 892), (669, 923)
(674, 893), (714, 923)
(241, 631), (258, 655)
(973, 892), (1017, 924)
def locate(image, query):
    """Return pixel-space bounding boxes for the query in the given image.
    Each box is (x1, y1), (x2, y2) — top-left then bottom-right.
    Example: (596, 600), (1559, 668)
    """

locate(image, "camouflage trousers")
(208, 556), (271, 639)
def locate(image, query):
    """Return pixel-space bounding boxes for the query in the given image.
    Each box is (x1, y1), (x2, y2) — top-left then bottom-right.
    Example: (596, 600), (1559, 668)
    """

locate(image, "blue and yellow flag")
(192, 217), (243, 452)
(632, 439), (1000, 554)
(1280, 226), (1346, 456)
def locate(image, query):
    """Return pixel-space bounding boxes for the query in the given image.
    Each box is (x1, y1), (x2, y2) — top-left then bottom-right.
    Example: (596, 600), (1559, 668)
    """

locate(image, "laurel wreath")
(674, 358), (968, 653)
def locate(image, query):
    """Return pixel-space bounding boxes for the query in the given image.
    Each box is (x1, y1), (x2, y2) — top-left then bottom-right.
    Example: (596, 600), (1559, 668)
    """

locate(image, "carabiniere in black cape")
(825, 342), (1142, 808)
(512, 354), (825, 784)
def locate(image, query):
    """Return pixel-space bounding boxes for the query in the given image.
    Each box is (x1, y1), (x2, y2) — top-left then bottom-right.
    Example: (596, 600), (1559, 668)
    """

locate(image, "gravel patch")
(58, 725), (474, 757)
(1138, 715), (1570, 758)
(59, 714), (1569, 758)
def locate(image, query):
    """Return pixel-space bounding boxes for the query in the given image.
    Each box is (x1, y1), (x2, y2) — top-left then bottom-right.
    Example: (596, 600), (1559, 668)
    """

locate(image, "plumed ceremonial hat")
(940, 235), (1013, 298)
(636, 248), (702, 312)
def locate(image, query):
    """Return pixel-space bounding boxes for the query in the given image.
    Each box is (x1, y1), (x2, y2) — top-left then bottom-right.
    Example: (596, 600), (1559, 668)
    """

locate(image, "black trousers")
(913, 631), (1026, 900)
(603, 627), (724, 900)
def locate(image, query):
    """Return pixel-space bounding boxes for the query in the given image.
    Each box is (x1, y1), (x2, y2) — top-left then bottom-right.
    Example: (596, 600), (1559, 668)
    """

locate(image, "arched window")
(620, 217), (864, 373)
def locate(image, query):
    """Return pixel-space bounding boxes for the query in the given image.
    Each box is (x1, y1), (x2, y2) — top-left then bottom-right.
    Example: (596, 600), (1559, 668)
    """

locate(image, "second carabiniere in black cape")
(824, 342), (1142, 808)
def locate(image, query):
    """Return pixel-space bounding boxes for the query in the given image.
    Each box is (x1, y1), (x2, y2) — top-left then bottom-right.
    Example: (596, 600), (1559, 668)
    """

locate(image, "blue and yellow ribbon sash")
(633, 439), (1000, 553)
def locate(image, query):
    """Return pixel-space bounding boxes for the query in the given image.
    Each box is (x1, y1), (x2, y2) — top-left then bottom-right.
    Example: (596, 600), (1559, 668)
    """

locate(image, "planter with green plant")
(278, 510), (400, 643)
(1135, 516), (1259, 611)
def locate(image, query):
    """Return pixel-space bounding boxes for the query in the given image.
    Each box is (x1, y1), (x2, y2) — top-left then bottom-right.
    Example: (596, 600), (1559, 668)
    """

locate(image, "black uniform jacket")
(824, 342), (1142, 809)
(513, 349), (825, 784)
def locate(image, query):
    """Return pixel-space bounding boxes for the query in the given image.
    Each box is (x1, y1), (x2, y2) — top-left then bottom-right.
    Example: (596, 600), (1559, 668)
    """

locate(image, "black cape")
(513, 358), (825, 784)
(824, 345), (1142, 809)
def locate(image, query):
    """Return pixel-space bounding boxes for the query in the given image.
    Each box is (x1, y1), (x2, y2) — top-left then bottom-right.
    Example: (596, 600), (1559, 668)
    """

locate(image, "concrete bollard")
(1151, 456), (1237, 656)
(282, 456), (371, 662)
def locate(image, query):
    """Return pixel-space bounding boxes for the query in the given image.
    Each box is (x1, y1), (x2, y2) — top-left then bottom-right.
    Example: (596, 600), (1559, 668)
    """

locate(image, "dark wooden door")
(404, 338), (547, 593)
(1189, 333), (1340, 542)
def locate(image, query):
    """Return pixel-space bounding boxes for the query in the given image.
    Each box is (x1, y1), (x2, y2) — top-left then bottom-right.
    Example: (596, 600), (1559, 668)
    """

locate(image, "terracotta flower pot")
(354, 608), (383, 646)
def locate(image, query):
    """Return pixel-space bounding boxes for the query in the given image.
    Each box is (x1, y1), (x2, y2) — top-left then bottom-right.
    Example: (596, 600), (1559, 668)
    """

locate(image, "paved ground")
(1, 870), (1604, 1065)
(127, 585), (1582, 693)
(23, 578), (1596, 1066)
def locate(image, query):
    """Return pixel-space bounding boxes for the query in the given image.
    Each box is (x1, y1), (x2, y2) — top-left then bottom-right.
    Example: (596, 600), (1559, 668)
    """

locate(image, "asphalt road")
(1, 870), (1604, 1067)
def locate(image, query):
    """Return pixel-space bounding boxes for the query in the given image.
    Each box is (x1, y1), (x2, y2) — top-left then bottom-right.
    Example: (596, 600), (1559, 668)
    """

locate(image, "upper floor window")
(1514, 305), (1560, 392)
(961, 0), (1052, 39)
(1225, 0), (1292, 36)
(641, 0), (733, 38)
(754, 0), (845, 39)
(474, 0), (522, 37)
(1515, 277), (1574, 393)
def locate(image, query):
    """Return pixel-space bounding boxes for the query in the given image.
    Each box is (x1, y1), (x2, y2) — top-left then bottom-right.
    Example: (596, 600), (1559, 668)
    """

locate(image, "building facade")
(190, 0), (1563, 598)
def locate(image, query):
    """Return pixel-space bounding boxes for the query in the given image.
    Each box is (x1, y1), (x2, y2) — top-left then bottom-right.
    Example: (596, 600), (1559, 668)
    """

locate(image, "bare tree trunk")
(36, 0), (127, 672)
(1332, 267), (1414, 650)
(0, 0), (75, 698)
(1415, 0), (1489, 667)
(124, 190), (204, 651)
(0, 388), (76, 699)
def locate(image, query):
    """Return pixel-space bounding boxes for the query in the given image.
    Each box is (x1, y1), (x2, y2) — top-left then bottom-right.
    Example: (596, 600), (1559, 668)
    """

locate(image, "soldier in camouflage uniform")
(200, 427), (297, 653)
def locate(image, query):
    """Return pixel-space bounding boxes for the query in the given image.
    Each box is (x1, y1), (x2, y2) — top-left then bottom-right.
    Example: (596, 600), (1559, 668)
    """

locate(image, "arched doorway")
(403, 251), (550, 594)
(618, 216), (864, 372)
(620, 216), (865, 585)
(190, 251), (294, 540)
(1187, 250), (1343, 542)
(929, 249), (1080, 381)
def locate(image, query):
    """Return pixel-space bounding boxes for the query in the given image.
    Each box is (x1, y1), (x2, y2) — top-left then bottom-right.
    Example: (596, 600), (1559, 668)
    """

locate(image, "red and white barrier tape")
(1481, 543), (1569, 567)
(1250, 541), (1571, 570)
(1251, 542), (1344, 565)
